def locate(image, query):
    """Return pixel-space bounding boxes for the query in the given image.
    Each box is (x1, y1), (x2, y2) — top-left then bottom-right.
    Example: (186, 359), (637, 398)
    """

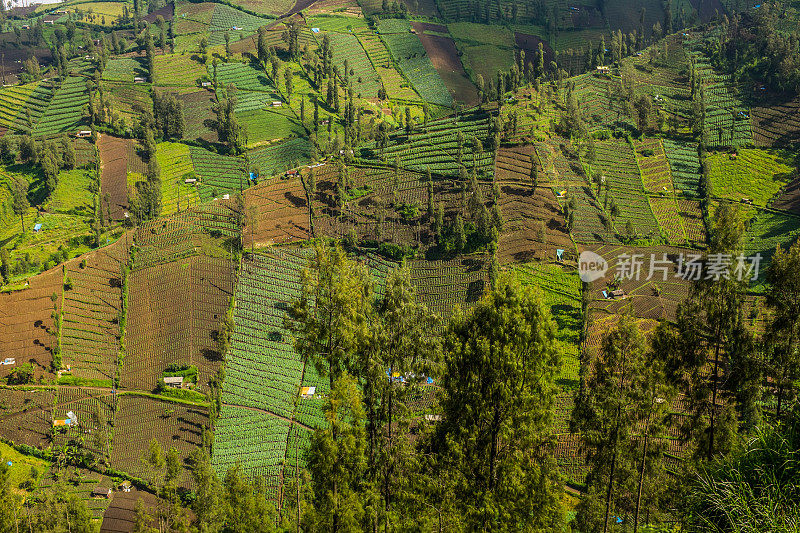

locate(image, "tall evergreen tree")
(432, 276), (565, 531)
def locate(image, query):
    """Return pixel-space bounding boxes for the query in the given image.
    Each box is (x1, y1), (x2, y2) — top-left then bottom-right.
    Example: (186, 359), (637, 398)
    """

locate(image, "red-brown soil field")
(243, 176), (310, 247)
(0, 266), (61, 380)
(98, 134), (131, 221)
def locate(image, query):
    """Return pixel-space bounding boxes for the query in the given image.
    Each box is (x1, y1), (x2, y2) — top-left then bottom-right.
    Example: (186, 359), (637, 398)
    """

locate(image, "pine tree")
(434, 276), (565, 530)
(765, 237), (800, 419)
(11, 178), (29, 233)
(653, 204), (759, 461)
(304, 374), (369, 531)
(286, 242), (371, 389)
(573, 313), (672, 533)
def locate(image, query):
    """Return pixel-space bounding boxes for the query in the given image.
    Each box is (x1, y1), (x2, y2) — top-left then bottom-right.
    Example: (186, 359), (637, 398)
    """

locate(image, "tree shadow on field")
(466, 279), (485, 303)
(285, 191), (307, 208)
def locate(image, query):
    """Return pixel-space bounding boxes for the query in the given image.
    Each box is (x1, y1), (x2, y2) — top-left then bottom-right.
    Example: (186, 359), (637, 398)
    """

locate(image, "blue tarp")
(33, 223), (42, 231)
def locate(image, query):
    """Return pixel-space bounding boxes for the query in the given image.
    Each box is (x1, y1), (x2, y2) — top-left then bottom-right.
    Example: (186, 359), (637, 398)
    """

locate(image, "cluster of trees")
(213, 84), (246, 154)
(709, 3), (800, 96)
(152, 90), (186, 139)
(277, 242), (565, 530)
(572, 203), (800, 530)
(1, 134), (76, 197)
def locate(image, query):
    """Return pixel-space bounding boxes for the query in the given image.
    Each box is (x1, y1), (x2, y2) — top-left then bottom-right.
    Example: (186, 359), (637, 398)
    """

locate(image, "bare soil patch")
(0, 266), (61, 380)
(98, 134), (130, 221)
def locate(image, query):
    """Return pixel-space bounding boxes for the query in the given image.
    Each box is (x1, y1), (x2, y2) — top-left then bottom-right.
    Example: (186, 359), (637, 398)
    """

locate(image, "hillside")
(0, 0), (799, 530)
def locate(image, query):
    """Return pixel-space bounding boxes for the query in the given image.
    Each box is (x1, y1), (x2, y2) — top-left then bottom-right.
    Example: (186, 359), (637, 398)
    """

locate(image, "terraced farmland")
(0, 82), (34, 130)
(110, 394), (208, 487)
(207, 3), (266, 46)
(153, 54), (207, 87)
(33, 76), (89, 135)
(156, 141), (201, 216)
(410, 255), (488, 318)
(751, 97), (800, 147)
(381, 31), (453, 107)
(512, 262), (582, 387)
(189, 145), (246, 201)
(592, 140), (660, 239)
(10, 81), (54, 133)
(358, 31), (420, 101)
(708, 149), (799, 207)
(635, 138), (674, 194)
(662, 138), (701, 196)
(357, 112), (493, 176)
(242, 175), (310, 247)
(221, 249), (312, 418)
(327, 32), (382, 98)
(60, 239), (129, 382)
(212, 404), (294, 492)
(123, 253), (234, 391)
(249, 138), (313, 177)
(744, 210), (800, 292)
(0, 267), (61, 381)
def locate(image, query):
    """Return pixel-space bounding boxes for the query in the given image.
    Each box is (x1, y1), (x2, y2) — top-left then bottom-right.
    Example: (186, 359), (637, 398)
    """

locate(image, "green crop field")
(33, 76), (89, 135)
(381, 32), (453, 107)
(207, 3), (267, 46)
(210, 61), (277, 93)
(662, 138), (702, 196)
(240, 108), (305, 146)
(448, 23), (515, 84)
(307, 14), (369, 33)
(357, 112), (493, 176)
(44, 168), (94, 215)
(0, 82), (35, 130)
(102, 58), (148, 82)
(590, 140), (660, 239)
(249, 137), (313, 177)
(230, 0), (293, 16)
(708, 149), (799, 207)
(212, 404), (294, 489)
(327, 32), (382, 98)
(358, 31), (420, 101)
(189, 146), (247, 201)
(513, 262), (582, 388)
(101, 80), (152, 126)
(154, 53), (207, 87)
(156, 142), (201, 216)
(744, 210), (800, 292)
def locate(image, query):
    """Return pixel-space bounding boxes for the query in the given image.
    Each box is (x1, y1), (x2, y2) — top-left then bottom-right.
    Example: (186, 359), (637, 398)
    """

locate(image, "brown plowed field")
(61, 236), (131, 381)
(110, 395), (208, 488)
(751, 97), (800, 147)
(772, 175), (800, 216)
(514, 33), (554, 72)
(495, 145), (535, 182)
(122, 254), (234, 392)
(0, 388), (55, 447)
(584, 244), (693, 322)
(497, 182), (572, 264)
(310, 164), (494, 250)
(410, 256), (489, 318)
(243, 176), (310, 248)
(177, 90), (219, 143)
(412, 22), (478, 106)
(98, 134), (130, 221)
(0, 267), (61, 380)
